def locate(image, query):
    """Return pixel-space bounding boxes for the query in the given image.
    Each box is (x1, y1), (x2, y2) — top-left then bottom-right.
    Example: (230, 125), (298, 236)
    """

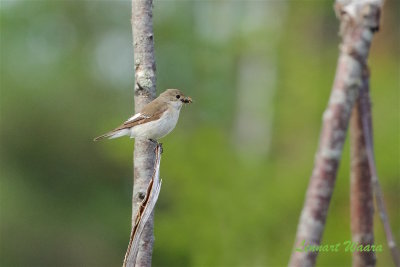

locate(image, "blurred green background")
(1, 0), (399, 266)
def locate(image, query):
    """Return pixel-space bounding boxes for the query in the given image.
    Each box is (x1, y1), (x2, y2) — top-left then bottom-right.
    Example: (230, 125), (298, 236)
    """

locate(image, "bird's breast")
(130, 107), (180, 139)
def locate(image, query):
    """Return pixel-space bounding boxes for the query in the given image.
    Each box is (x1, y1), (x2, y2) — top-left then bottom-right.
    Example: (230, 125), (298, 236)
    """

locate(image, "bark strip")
(289, 1), (382, 266)
(124, 145), (162, 267)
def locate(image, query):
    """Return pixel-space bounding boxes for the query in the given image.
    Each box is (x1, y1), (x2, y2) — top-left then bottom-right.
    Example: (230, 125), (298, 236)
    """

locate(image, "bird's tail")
(93, 132), (112, 141)
(93, 129), (130, 141)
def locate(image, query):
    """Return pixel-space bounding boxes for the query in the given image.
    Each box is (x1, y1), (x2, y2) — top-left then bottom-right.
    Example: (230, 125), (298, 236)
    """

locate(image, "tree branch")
(358, 71), (400, 267)
(289, 1), (382, 266)
(350, 78), (375, 267)
(128, 0), (157, 266)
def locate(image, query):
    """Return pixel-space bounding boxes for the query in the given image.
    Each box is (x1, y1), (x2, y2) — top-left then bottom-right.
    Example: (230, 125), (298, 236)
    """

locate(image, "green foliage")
(1, 0), (398, 266)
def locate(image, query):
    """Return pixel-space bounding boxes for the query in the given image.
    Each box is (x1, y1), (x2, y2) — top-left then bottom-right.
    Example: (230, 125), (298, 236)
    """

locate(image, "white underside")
(110, 103), (182, 140)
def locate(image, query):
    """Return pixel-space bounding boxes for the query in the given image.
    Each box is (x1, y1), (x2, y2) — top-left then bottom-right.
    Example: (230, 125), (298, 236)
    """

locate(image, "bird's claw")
(149, 139), (163, 154)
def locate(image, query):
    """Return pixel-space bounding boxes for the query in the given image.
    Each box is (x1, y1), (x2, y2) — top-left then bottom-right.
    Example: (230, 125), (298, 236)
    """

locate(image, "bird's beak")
(181, 96), (192, 104)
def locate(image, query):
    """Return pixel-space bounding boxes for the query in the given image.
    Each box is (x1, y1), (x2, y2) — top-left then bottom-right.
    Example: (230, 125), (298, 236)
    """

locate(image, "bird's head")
(160, 89), (192, 106)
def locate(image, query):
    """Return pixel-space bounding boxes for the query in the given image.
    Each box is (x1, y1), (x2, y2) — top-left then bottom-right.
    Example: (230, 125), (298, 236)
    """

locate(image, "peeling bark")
(124, 145), (163, 267)
(289, 1), (382, 266)
(128, 0), (157, 266)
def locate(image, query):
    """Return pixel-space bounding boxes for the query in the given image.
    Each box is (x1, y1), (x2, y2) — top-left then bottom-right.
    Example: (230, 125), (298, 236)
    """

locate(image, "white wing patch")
(126, 113), (150, 123)
(127, 113), (142, 122)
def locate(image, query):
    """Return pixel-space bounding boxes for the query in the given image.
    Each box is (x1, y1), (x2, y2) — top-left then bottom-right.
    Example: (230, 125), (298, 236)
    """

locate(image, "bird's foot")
(149, 139), (159, 145)
(149, 139), (163, 154)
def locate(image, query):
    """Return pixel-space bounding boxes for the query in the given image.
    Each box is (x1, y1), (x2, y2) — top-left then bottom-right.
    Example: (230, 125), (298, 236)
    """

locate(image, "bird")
(94, 89), (192, 143)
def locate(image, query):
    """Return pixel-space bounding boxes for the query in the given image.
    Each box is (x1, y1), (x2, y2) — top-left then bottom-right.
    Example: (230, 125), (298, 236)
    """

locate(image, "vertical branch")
(350, 77), (375, 267)
(359, 75), (400, 266)
(289, 1), (382, 266)
(129, 0), (157, 266)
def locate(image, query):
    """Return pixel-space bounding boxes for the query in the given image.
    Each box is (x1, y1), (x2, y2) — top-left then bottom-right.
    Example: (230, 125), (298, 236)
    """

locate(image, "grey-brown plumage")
(94, 89), (192, 141)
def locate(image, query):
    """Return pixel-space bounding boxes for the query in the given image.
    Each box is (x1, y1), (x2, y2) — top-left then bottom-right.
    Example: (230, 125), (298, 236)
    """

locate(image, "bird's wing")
(93, 99), (168, 141)
(125, 113), (151, 123)
(115, 104), (168, 131)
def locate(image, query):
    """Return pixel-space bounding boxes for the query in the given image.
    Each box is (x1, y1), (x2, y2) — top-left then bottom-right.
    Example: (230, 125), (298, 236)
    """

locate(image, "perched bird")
(94, 89), (192, 142)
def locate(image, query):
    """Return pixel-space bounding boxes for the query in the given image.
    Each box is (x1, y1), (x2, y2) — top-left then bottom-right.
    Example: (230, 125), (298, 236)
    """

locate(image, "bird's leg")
(149, 139), (157, 144)
(148, 139), (163, 154)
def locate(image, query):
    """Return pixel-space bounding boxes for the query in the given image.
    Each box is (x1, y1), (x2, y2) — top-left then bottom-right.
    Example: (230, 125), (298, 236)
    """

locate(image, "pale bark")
(128, 0), (157, 266)
(350, 78), (375, 267)
(289, 1), (382, 266)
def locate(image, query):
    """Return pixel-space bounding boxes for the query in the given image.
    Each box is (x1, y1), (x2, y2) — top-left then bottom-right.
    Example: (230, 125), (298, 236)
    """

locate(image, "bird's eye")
(176, 95), (181, 99)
